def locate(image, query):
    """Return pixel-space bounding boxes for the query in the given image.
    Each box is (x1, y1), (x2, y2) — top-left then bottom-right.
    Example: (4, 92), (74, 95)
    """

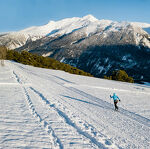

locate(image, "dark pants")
(114, 100), (118, 110)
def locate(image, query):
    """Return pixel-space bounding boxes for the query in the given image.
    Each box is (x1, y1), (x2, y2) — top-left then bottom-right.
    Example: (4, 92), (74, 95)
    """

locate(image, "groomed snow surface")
(0, 61), (150, 149)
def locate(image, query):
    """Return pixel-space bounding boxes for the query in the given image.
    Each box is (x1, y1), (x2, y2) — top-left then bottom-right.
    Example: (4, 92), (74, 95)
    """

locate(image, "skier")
(110, 93), (121, 111)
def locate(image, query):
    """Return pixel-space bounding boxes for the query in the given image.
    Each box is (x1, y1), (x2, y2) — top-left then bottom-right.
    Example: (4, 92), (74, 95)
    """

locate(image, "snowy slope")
(131, 22), (150, 34)
(20, 15), (99, 37)
(0, 61), (150, 149)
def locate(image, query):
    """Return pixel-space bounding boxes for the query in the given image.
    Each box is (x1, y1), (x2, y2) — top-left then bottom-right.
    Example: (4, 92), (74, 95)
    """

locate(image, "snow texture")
(0, 61), (150, 149)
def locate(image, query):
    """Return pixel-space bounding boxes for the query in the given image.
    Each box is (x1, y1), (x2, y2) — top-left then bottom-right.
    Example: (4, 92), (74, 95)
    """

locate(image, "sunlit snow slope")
(0, 61), (150, 149)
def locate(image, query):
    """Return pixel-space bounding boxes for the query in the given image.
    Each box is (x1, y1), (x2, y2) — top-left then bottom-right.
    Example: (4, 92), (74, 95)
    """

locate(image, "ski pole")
(109, 95), (111, 103)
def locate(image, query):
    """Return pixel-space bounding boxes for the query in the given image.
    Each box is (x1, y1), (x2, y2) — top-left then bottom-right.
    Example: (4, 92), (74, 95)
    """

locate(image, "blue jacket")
(110, 93), (120, 101)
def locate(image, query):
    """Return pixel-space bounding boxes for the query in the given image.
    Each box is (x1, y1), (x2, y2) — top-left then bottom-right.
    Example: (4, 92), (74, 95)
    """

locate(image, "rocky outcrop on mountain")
(0, 15), (150, 82)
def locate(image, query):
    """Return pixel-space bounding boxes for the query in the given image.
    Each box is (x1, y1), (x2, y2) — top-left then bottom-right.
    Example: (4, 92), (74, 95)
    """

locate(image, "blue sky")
(0, 0), (150, 32)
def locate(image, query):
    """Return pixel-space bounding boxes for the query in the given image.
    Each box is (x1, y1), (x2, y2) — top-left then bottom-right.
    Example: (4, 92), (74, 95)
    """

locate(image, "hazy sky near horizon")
(0, 0), (150, 32)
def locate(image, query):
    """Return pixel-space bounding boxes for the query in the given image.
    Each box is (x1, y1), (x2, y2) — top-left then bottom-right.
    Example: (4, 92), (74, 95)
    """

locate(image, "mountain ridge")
(1, 15), (150, 49)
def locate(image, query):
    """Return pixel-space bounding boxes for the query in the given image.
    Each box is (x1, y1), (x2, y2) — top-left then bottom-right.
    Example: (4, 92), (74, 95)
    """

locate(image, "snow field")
(0, 67), (52, 148)
(12, 63), (116, 148)
(0, 61), (150, 148)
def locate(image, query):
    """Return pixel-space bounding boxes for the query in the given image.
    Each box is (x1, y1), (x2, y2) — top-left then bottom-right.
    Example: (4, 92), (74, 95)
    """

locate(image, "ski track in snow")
(13, 68), (58, 148)
(23, 87), (63, 149)
(10, 65), (119, 147)
(11, 62), (150, 148)
(13, 68), (116, 148)
(9, 63), (116, 148)
(24, 69), (150, 127)
(0, 61), (150, 149)
(13, 70), (84, 149)
(66, 87), (150, 128)
(29, 86), (113, 149)
(0, 66), (52, 148)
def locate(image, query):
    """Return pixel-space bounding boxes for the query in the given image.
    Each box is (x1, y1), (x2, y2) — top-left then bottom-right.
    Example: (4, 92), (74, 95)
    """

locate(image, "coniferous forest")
(6, 49), (93, 77)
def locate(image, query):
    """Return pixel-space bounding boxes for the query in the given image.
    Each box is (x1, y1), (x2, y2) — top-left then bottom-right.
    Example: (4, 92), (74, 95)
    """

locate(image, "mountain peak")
(82, 14), (98, 22)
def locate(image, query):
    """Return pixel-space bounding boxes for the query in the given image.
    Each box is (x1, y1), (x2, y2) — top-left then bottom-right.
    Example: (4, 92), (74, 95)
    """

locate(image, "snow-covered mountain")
(0, 61), (150, 148)
(1, 15), (150, 49)
(0, 15), (150, 82)
(0, 15), (97, 49)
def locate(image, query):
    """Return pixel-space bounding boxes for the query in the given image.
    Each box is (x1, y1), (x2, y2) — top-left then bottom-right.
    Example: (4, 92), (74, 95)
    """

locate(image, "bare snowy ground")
(0, 61), (150, 149)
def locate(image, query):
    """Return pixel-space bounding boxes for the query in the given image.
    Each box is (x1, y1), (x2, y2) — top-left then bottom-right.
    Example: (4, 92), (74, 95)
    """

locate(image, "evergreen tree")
(104, 70), (134, 83)
(0, 46), (7, 66)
